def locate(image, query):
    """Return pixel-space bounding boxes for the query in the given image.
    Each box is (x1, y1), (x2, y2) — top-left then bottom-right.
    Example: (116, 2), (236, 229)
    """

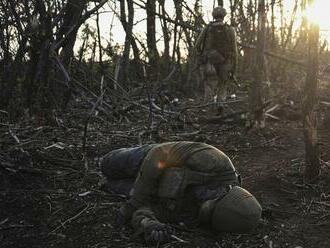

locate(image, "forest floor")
(1, 80), (330, 248)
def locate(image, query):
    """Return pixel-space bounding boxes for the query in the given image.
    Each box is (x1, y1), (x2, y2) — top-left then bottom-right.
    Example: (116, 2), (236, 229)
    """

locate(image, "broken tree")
(249, 0), (267, 128)
(302, 20), (320, 182)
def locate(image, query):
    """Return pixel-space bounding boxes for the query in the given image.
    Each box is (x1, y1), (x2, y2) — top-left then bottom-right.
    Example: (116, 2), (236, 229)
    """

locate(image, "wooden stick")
(50, 204), (91, 234)
(170, 234), (188, 243)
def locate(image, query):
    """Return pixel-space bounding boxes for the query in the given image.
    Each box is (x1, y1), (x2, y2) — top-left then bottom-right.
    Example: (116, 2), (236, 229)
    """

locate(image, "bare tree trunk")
(248, 0), (257, 44)
(176, 28), (183, 67)
(172, 12), (179, 62)
(270, 0), (276, 46)
(56, 0), (87, 109)
(118, 0), (130, 86)
(0, 0), (11, 108)
(173, 0), (192, 51)
(96, 9), (104, 72)
(294, 0), (308, 51)
(118, 0), (142, 85)
(282, 0), (299, 49)
(146, 0), (159, 80)
(279, 0), (285, 47)
(187, 0), (204, 94)
(158, 0), (170, 59)
(229, 0), (238, 26)
(158, 0), (171, 75)
(59, 0), (87, 68)
(249, 0), (267, 128)
(237, 0), (252, 77)
(303, 22), (320, 182)
(127, 1), (144, 81)
(275, 0), (298, 82)
(28, 0), (54, 114)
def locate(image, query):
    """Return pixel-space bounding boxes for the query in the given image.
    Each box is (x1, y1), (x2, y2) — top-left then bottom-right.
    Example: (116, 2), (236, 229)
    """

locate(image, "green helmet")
(199, 186), (262, 233)
(212, 6), (227, 19)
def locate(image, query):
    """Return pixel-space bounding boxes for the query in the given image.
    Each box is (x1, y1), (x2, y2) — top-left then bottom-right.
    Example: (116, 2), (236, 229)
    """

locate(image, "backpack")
(204, 22), (233, 61)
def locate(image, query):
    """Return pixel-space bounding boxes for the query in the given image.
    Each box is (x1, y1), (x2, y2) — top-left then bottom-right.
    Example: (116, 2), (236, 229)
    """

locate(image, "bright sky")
(79, 0), (330, 55)
(304, 0), (330, 29)
(291, 0), (330, 40)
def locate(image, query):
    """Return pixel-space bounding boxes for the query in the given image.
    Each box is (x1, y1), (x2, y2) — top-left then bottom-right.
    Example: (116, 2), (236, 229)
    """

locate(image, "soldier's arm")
(128, 146), (168, 213)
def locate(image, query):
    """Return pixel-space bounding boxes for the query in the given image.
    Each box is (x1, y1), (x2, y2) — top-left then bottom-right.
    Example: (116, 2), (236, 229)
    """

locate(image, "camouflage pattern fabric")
(126, 142), (240, 232)
(101, 142), (241, 239)
(194, 21), (238, 103)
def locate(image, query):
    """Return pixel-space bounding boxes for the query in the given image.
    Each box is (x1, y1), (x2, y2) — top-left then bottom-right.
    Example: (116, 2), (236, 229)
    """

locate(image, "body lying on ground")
(100, 141), (262, 244)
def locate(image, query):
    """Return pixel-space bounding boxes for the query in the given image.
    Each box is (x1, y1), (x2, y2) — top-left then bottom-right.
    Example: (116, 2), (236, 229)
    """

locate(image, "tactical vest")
(127, 142), (241, 220)
(155, 142), (240, 199)
(204, 22), (233, 60)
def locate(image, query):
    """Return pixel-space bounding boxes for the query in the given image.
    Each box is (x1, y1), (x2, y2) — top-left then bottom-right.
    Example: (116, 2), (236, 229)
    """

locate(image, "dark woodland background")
(0, 0), (330, 247)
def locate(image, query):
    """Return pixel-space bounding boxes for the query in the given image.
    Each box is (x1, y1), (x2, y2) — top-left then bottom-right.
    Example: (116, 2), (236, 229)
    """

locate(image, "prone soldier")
(101, 142), (262, 245)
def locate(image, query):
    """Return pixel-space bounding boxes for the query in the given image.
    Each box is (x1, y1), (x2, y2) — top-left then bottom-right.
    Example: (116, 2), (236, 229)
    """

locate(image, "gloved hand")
(142, 219), (173, 244)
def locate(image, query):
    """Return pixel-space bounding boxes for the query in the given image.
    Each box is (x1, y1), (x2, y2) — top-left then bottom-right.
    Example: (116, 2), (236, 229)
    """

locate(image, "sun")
(305, 0), (330, 29)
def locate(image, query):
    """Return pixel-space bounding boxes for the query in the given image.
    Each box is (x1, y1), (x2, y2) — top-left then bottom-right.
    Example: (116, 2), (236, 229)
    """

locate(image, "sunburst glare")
(305, 0), (330, 28)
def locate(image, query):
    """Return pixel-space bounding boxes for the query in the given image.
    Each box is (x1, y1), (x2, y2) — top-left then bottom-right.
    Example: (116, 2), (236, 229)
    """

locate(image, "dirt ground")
(1, 82), (330, 248)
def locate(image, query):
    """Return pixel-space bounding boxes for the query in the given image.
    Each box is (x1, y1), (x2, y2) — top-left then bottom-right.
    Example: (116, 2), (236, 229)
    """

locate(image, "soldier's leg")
(215, 64), (231, 114)
(100, 144), (155, 195)
(204, 63), (218, 103)
(196, 65), (204, 97)
(215, 64), (230, 101)
(204, 80), (212, 103)
(199, 64), (210, 102)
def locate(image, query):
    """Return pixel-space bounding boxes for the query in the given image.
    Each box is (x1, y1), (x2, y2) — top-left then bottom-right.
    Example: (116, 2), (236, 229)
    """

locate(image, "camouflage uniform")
(101, 144), (156, 195)
(101, 142), (246, 243)
(194, 8), (238, 103)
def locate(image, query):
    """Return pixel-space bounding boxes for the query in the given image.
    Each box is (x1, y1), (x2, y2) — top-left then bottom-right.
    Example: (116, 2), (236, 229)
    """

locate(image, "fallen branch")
(320, 101), (330, 107)
(50, 204), (92, 234)
(265, 113), (280, 120)
(180, 99), (246, 112)
(0, 218), (9, 226)
(170, 234), (188, 243)
(198, 111), (247, 124)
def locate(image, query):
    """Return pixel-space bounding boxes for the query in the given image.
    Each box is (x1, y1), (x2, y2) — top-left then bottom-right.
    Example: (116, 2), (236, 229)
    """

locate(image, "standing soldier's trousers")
(214, 63), (232, 103)
(199, 62), (231, 108)
(199, 62), (217, 102)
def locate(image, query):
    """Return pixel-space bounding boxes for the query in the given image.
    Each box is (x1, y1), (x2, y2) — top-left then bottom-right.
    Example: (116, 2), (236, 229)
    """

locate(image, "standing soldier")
(195, 6), (238, 111)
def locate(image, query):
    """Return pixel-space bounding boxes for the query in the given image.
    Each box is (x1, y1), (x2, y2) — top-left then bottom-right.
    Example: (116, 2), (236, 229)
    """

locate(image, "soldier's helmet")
(212, 6), (227, 19)
(199, 186), (262, 233)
